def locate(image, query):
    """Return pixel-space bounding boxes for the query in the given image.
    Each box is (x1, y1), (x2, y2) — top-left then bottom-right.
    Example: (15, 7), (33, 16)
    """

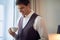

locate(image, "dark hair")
(16, 0), (30, 6)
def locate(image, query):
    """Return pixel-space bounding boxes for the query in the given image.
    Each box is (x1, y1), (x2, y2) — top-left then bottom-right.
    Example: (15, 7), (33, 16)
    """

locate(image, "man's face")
(17, 4), (30, 16)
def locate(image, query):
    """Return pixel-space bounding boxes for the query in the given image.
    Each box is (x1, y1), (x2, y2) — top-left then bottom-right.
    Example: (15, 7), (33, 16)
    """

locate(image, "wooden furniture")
(49, 34), (60, 40)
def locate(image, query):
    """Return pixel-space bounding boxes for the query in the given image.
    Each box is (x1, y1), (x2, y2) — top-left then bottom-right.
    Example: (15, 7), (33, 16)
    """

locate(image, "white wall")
(46, 0), (60, 33)
(31, 0), (60, 34)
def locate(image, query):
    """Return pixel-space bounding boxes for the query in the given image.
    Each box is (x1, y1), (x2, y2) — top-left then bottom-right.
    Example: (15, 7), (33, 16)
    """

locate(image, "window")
(0, 0), (15, 40)
(0, 0), (21, 40)
(0, 5), (4, 40)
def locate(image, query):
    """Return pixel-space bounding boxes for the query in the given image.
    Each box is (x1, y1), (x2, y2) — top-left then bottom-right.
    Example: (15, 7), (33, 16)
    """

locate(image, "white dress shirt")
(16, 10), (49, 40)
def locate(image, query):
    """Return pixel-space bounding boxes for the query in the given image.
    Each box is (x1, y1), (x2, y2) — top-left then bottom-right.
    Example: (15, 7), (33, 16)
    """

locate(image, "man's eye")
(20, 7), (24, 9)
(20, 8), (23, 9)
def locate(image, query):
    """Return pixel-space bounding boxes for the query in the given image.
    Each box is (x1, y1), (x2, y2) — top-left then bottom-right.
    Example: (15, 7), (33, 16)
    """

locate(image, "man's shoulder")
(32, 13), (42, 21)
(35, 14), (42, 20)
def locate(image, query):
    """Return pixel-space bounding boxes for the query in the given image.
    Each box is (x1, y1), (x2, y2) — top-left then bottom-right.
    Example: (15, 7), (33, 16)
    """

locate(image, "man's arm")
(39, 18), (49, 40)
(34, 16), (49, 40)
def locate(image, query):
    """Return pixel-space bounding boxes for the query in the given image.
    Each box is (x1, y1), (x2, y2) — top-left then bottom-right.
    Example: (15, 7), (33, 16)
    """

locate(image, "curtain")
(30, 0), (47, 17)
(6, 0), (15, 40)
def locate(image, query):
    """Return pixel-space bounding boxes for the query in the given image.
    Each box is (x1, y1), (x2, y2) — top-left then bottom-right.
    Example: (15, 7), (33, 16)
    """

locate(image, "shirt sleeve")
(33, 16), (49, 40)
(13, 33), (19, 40)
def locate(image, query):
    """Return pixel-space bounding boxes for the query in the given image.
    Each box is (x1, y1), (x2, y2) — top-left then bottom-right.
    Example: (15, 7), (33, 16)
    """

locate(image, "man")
(8, 0), (49, 40)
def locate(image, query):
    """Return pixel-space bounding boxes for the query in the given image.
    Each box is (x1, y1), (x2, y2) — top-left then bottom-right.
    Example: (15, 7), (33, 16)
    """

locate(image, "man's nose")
(20, 9), (22, 12)
(20, 9), (24, 12)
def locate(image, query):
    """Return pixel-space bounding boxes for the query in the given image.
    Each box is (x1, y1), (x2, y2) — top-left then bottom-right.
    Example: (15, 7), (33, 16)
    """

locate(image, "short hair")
(16, 0), (30, 6)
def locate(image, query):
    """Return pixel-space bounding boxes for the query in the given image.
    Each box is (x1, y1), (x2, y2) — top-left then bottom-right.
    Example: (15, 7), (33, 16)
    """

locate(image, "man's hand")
(8, 28), (16, 37)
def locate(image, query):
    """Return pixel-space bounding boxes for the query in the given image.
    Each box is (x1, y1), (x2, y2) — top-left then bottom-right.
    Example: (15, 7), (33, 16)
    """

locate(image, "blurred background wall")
(30, 0), (60, 34)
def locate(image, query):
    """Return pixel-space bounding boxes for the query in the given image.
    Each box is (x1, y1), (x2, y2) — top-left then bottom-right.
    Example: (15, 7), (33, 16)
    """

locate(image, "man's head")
(16, 0), (31, 16)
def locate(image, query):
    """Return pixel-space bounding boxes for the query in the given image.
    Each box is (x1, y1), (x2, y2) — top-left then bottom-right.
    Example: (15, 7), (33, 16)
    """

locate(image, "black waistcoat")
(16, 13), (41, 40)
